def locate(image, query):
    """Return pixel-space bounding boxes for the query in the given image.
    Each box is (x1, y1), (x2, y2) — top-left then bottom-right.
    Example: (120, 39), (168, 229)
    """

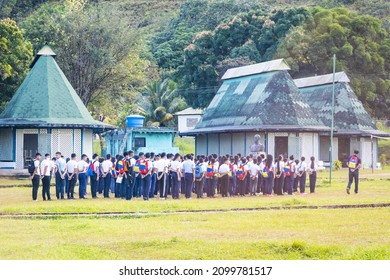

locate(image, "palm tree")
(142, 78), (187, 127)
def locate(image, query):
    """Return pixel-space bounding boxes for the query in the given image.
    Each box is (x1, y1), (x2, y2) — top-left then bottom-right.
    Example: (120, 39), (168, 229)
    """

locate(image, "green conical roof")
(0, 46), (114, 131)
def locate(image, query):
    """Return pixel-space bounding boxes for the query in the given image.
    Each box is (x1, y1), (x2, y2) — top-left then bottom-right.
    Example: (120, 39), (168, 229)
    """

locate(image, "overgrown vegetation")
(1, 0), (389, 124)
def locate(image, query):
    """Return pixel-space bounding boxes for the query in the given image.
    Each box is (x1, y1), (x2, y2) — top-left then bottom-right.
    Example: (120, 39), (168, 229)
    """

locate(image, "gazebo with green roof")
(0, 46), (114, 169)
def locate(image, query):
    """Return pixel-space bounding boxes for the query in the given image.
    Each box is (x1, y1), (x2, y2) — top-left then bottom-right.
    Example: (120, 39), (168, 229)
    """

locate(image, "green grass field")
(0, 168), (389, 260)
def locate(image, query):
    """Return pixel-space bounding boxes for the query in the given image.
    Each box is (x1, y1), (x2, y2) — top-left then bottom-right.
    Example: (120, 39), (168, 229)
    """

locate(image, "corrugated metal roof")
(174, 107), (204, 115)
(294, 72), (350, 88)
(0, 47), (115, 131)
(299, 81), (378, 133)
(221, 59), (290, 80)
(193, 69), (327, 134)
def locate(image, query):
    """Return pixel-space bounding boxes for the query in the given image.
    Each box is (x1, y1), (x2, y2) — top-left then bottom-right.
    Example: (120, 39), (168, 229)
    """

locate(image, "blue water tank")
(126, 115), (145, 128)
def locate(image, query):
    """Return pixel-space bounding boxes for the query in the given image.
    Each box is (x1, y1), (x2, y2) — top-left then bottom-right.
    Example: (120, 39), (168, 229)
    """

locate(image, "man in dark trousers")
(29, 153), (42, 201)
(346, 150), (361, 194)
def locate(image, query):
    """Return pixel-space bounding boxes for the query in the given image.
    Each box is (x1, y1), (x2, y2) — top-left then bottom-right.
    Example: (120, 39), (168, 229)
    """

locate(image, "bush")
(334, 160), (342, 170)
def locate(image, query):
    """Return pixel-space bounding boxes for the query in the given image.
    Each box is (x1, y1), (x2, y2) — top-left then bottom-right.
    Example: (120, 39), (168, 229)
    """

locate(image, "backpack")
(349, 156), (358, 169)
(28, 160), (36, 175)
(262, 166), (270, 178)
(139, 160), (149, 175)
(206, 163), (214, 177)
(236, 165), (245, 180)
(134, 160), (140, 173)
(87, 161), (96, 177)
(284, 163), (291, 177)
(228, 164), (234, 177)
(195, 164), (203, 179)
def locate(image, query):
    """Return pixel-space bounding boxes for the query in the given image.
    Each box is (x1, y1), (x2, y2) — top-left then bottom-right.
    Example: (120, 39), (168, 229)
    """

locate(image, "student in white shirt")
(40, 154), (52, 201)
(274, 155), (285, 195)
(308, 156), (318, 193)
(297, 156), (307, 194)
(55, 152), (67, 200)
(66, 153), (78, 199)
(249, 158), (260, 195)
(77, 154), (89, 199)
(170, 154), (182, 199)
(90, 153), (100, 199)
(218, 157), (230, 197)
(30, 153), (42, 201)
(182, 154), (195, 199)
(156, 153), (169, 199)
(101, 154), (113, 198)
(263, 154), (275, 196)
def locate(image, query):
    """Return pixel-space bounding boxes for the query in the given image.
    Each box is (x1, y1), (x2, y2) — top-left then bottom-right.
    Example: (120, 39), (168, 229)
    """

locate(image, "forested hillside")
(1, 0), (389, 125)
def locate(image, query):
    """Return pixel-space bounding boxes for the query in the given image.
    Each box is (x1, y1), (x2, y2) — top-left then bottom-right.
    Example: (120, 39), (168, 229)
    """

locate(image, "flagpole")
(329, 54), (336, 185)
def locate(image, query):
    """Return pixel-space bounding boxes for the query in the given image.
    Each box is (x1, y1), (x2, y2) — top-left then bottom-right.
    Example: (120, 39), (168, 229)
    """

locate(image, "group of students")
(29, 150), (325, 201)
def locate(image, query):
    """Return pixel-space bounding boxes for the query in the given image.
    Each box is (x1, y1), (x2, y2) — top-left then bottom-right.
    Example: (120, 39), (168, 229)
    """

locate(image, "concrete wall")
(219, 133), (232, 155)
(232, 133), (245, 155)
(0, 128), (13, 161)
(195, 135), (207, 155)
(177, 114), (202, 133)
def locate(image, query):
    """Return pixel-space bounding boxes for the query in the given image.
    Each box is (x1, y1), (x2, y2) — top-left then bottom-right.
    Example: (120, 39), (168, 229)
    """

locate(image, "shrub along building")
(182, 59), (389, 168)
(0, 46), (114, 170)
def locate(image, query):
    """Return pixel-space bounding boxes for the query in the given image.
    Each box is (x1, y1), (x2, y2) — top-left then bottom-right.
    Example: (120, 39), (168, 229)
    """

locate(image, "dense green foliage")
(276, 7), (390, 118)
(0, 18), (32, 112)
(177, 8), (311, 107)
(0, 0), (389, 124)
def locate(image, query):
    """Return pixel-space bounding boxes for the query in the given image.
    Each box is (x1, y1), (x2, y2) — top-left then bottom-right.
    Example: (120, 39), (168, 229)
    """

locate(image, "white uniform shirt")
(297, 161), (307, 172)
(182, 160), (195, 174)
(101, 160), (112, 173)
(78, 160), (89, 173)
(170, 160), (181, 172)
(56, 157), (66, 173)
(219, 163), (229, 173)
(249, 164), (260, 178)
(34, 159), (41, 175)
(40, 158), (51, 176)
(308, 161), (318, 172)
(274, 160), (285, 173)
(155, 159), (169, 173)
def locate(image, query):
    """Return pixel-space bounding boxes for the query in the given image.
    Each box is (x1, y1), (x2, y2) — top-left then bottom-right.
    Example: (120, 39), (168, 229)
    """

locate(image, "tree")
(0, 18), (33, 112)
(140, 79), (187, 127)
(178, 7), (310, 108)
(21, 0), (139, 106)
(275, 7), (390, 118)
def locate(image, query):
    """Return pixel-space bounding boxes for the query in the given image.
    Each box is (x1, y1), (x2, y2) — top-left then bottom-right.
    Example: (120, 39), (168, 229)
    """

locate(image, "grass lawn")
(0, 168), (389, 260)
(0, 208), (388, 259)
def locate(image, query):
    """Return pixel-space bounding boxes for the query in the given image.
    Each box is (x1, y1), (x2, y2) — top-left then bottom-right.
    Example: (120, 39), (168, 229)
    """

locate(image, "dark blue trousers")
(55, 171), (65, 199)
(171, 172), (180, 199)
(142, 174), (151, 200)
(103, 173), (111, 198)
(184, 173), (193, 199)
(90, 174), (98, 198)
(78, 173), (87, 198)
(347, 169), (359, 193)
(299, 172), (306, 193)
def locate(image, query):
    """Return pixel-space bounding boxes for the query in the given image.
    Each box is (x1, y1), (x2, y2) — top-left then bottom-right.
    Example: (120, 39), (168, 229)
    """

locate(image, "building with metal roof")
(174, 107), (204, 133)
(0, 46), (114, 169)
(182, 61), (387, 168)
(295, 72), (389, 167)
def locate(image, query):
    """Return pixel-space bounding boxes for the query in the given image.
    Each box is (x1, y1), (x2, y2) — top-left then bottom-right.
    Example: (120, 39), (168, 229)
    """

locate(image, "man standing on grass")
(40, 154), (52, 201)
(29, 153), (42, 201)
(346, 150), (361, 194)
(55, 152), (67, 200)
(77, 154), (89, 199)
(102, 154), (112, 198)
(182, 154), (195, 199)
(90, 153), (100, 199)
(66, 153), (78, 199)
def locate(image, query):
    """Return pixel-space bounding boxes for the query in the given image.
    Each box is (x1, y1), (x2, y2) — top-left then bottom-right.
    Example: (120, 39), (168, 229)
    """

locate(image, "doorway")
(275, 137), (288, 159)
(24, 134), (38, 168)
(338, 138), (350, 167)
